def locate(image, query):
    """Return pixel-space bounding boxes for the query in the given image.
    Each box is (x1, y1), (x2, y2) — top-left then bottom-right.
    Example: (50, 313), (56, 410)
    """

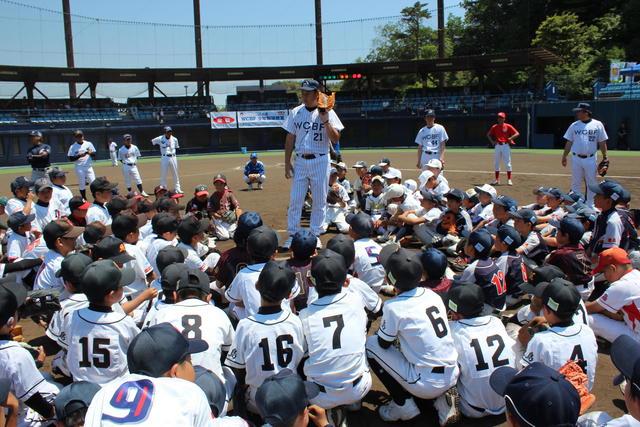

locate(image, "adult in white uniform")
(415, 109), (448, 170)
(108, 138), (118, 166)
(283, 79), (344, 247)
(67, 130), (96, 200)
(118, 134), (148, 196)
(561, 103), (608, 205)
(151, 126), (182, 193)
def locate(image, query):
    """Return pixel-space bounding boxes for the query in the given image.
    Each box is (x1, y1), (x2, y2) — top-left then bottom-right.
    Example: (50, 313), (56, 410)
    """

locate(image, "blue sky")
(0, 0), (464, 103)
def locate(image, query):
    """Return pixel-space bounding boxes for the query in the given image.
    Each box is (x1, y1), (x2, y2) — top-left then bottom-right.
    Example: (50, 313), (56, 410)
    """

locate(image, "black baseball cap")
(54, 381), (101, 420)
(55, 253), (93, 286)
(542, 188), (564, 199)
(380, 244), (422, 291)
(29, 130), (42, 137)
(0, 280), (27, 325)
(258, 260), (296, 302)
(558, 217), (585, 243)
(291, 229), (317, 260)
(8, 212), (35, 232)
(81, 260), (135, 300)
(89, 177), (117, 194)
(378, 157), (391, 166)
(92, 236), (135, 264)
(256, 369), (320, 425)
(326, 234), (356, 266)
(247, 225), (279, 261)
(445, 189), (465, 202)
(83, 222), (111, 245)
(73, 129), (84, 136)
(152, 212), (180, 235)
(177, 216), (209, 241)
(346, 212), (374, 238)
(519, 264), (566, 295)
(166, 190), (184, 199)
(490, 362), (580, 427)
(33, 178), (52, 194)
(468, 230), (493, 256)
(300, 79), (321, 91)
(107, 197), (136, 215)
(160, 263), (189, 291)
(69, 196), (91, 211)
(177, 269), (210, 294)
(509, 208), (537, 225)
(155, 197), (185, 213)
(535, 278), (581, 317)
(156, 246), (187, 277)
(611, 335), (640, 393)
(10, 176), (34, 192)
(369, 165), (384, 176)
(126, 191), (144, 200)
(212, 174), (227, 185)
(111, 214), (147, 240)
(493, 195), (518, 213)
(128, 322), (208, 377)
(588, 180), (624, 201)
(310, 249), (347, 292)
(48, 167), (68, 179)
(194, 366), (227, 417)
(419, 248), (447, 280)
(496, 225), (522, 249)
(43, 220), (84, 248)
(138, 199), (156, 214)
(424, 109), (436, 116)
(154, 185), (168, 195)
(164, 126), (173, 132)
(234, 211), (263, 245)
(447, 282), (485, 317)
(572, 102), (591, 113)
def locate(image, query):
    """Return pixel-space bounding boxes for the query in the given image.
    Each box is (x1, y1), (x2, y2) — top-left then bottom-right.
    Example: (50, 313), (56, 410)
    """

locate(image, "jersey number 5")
(491, 271), (507, 295)
(79, 337), (111, 368)
(102, 379), (155, 423)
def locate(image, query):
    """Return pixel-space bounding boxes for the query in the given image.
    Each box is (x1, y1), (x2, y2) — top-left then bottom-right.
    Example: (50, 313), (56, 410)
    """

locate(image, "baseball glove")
(558, 360), (596, 414)
(19, 289), (61, 325)
(597, 159), (609, 177)
(317, 91), (335, 112)
(221, 210), (237, 224)
(327, 188), (341, 204)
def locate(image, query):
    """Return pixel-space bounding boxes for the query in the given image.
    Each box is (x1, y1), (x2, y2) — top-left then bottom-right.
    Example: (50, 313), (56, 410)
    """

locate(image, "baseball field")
(4, 147), (639, 426)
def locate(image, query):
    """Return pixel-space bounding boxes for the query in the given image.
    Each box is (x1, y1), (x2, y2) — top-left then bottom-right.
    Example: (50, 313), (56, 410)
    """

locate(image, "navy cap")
(558, 217), (585, 243)
(48, 167), (69, 179)
(258, 260), (296, 302)
(291, 229), (317, 260)
(572, 102), (591, 112)
(611, 335), (640, 392)
(562, 191), (585, 204)
(446, 189), (465, 202)
(122, 134), (132, 140)
(493, 195), (518, 213)
(536, 278), (581, 317)
(532, 186), (550, 195)
(311, 249), (347, 292)
(419, 248), (447, 280)
(379, 157), (391, 166)
(510, 208), (537, 225)
(160, 263), (189, 291)
(468, 230), (493, 256)
(177, 269), (210, 294)
(542, 188), (564, 199)
(369, 165), (384, 176)
(54, 381), (101, 420)
(0, 280), (27, 325)
(497, 225), (522, 250)
(164, 126), (173, 132)
(156, 246), (187, 277)
(346, 212), (374, 238)
(83, 222), (110, 245)
(420, 190), (440, 204)
(93, 236), (135, 264)
(82, 260), (135, 300)
(256, 369), (320, 425)
(490, 362), (580, 427)
(250, 152), (258, 159)
(152, 212), (180, 235)
(572, 206), (598, 223)
(519, 264), (566, 295)
(447, 282), (485, 317)
(194, 366), (227, 417)
(29, 130), (42, 137)
(90, 177), (117, 194)
(10, 176), (34, 193)
(8, 212), (35, 232)
(352, 161), (368, 169)
(128, 322), (208, 377)
(55, 253), (93, 285)
(326, 234), (356, 266)
(247, 225), (278, 261)
(563, 202), (584, 214)
(234, 211), (263, 245)
(588, 180), (624, 201)
(424, 109), (436, 116)
(300, 79), (321, 91)
(380, 244), (422, 291)
(620, 188), (632, 204)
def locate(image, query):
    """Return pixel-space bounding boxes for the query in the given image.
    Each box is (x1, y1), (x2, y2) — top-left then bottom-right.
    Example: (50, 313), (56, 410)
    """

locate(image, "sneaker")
(379, 285), (396, 296)
(257, 183), (263, 190)
(141, 191), (150, 197)
(327, 407), (348, 427)
(281, 235), (293, 250)
(508, 179), (513, 186)
(247, 184), (253, 191)
(434, 387), (461, 426)
(378, 398), (420, 422)
(316, 237), (323, 249)
(491, 180), (500, 186)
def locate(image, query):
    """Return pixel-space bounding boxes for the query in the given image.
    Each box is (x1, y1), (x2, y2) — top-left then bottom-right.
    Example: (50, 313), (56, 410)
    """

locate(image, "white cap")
(403, 179), (417, 192)
(426, 158), (443, 169)
(382, 169), (402, 180)
(474, 184), (497, 199)
(383, 184), (405, 200)
(418, 170), (435, 187)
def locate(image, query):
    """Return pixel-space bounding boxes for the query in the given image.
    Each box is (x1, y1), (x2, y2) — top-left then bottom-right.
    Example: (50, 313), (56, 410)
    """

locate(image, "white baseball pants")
(30, 168), (50, 182)
(494, 144), (512, 171)
(74, 166), (96, 190)
(571, 154), (597, 205)
(309, 371), (372, 409)
(588, 313), (639, 343)
(287, 155), (330, 236)
(110, 151), (118, 166)
(243, 175), (266, 183)
(420, 152), (440, 170)
(322, 207), (349, 233)
(122, 164), (142, 189)
(366, 335), (459, 400)
(160, 155), (182, 193)
(214, 218), (237, 241)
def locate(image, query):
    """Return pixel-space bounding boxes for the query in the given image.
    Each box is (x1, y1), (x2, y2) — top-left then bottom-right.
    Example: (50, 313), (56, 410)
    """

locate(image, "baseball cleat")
(378, 398), (420, 421)
(141, 191), (149, 197)
(491, 180), (500, 186)
(247, 184), (253, 190)
(316, 237), (323, 249)
(508, 179), (513, 186)
(257, 183), (263, 190)
(435, 386), (461, 426)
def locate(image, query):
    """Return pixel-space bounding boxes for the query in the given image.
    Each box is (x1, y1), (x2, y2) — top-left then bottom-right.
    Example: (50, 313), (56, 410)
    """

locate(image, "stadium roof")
(0, 48), (559, 84)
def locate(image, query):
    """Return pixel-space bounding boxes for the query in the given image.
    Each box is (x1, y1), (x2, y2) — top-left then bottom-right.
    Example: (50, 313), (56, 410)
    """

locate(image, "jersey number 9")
(102, 379), (155, 423)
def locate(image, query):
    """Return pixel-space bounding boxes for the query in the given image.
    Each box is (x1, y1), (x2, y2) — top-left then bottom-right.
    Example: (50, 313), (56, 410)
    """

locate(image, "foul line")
(395, 168), (640, 180)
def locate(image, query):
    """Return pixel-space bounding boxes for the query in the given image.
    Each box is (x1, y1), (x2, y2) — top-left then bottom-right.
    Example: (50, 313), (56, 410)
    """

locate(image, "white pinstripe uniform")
(283, 104), (344, 236)
(118, 144), (143, 189)
(67, 141), (96, 190)
(415, 124), (448, 170)
(109, 141), (118, 166)
(151, 134), (182, 193)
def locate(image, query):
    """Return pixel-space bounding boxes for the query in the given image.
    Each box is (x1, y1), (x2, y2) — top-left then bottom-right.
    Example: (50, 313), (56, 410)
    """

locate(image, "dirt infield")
(5, 148), (639, 426)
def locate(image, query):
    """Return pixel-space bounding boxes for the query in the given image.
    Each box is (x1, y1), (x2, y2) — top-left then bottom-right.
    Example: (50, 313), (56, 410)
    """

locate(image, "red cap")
(497, 112), (506, 118)
(591, 247), (632, 275)
(77, 201), (91, 210)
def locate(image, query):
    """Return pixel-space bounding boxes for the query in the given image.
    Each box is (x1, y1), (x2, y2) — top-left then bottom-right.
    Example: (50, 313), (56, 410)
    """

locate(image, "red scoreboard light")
(321, 73), (364, 80)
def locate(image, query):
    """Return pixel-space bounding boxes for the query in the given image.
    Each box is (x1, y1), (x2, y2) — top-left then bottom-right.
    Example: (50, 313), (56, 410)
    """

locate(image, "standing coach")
(26, 130), (51, 182)
(282, 79), (344, 249)
(561, 102), (608, 205)
(151, 126), (182, 194)
(487, 112), (519, 186)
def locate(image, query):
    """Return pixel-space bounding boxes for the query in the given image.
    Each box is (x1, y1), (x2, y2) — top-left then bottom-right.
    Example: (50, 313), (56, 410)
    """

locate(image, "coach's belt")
(163, 154), (175, 157)
(32, 167), (48, 171)
(297, 153), (326, 160)
(424, 150), (437, 155)
(572, 152), (594, 159)
(431, 366), (445, 374)
(314, 375), (363, 393)
(497, 142), (507, 145)
(124, 163), (136, 166)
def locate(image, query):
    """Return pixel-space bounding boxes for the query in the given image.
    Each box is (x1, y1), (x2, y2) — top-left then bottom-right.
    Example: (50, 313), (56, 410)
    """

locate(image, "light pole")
(184, 85), (188, 97)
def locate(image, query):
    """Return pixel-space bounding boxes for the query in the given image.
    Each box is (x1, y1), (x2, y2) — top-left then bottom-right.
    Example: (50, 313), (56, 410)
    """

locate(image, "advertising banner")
(210, 112), (237, 129)
(237, 110), (289, 128)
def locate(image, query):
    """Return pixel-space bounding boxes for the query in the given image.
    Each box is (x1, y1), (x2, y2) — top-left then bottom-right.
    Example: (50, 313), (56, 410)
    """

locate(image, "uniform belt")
(497, 142), (507, 145)
(572, 153), (594, 159)
(124, 163), (136, 166)
(297, 153), (326, 160)
(314, 375), (363, 393)
(424, 150), (437, 155)
(431, 366), (445, 374)
(32, 167), (48, 171)
(163, 154), (175, 157)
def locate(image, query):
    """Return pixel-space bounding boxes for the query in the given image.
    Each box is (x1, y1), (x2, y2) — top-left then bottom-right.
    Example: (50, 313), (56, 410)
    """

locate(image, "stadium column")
(437, 0), (445, 87)
(315, 0), (323, 65)
(193, 0), (204, 97)
(61, 0), (77, 99)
